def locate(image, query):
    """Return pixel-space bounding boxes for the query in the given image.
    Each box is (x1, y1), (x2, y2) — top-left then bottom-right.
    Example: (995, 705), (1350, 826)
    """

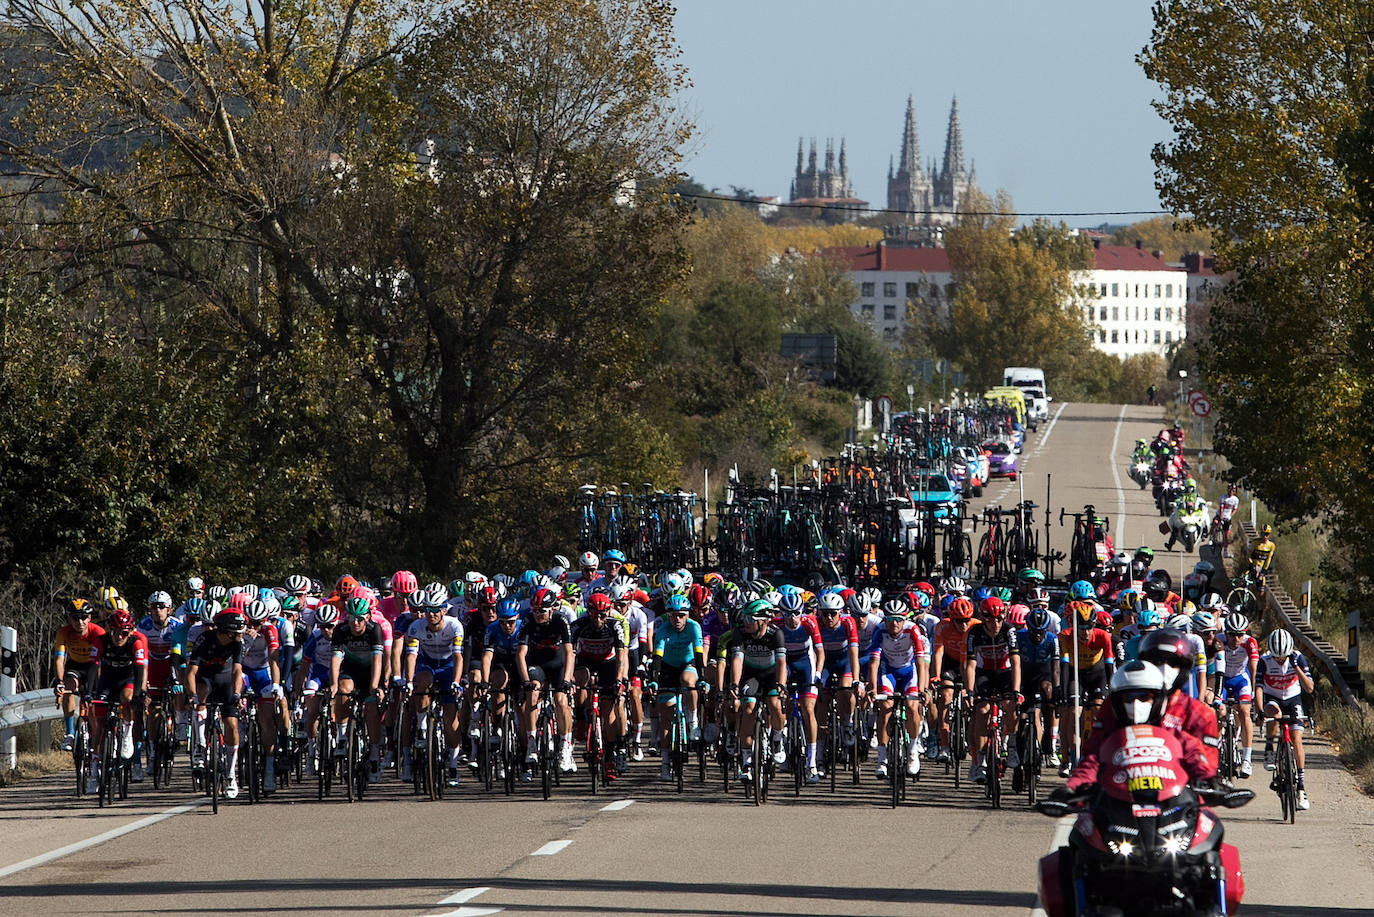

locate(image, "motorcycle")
(1129, 459), (1152, 489)
(1167, 501), (1212, 553)
(1036, 725), (1254, 917)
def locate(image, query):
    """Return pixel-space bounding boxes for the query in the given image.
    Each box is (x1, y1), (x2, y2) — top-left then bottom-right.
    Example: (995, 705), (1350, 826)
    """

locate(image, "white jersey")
(1223, 635), (1260, 678)
(853, 611), (882, 654)
(866, 622), (930, 670)
(404, 616), (464, 663)
(1257, 651), (1309, 701)
(624, 603), (650, 650)
(1217, 494), (1239, 522)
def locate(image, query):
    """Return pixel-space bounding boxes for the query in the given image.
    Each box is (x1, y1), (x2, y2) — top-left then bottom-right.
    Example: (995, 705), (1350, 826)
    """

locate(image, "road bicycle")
(96, 697), (131, 807)
(1215, 698), (1245, 782)
(69, 690), (92, 798)
(532, 682), (563, 800)
(146, 692), (177, 789)
(314, 691), (335, 800)
(981, 692), (1009, 810)
(819, 679), (861, 792)
(1012, 694), (1046, 806)
(1269, 713), (1305, 824)
(883, 688), (919, 809)
(338, 689), (371, 803)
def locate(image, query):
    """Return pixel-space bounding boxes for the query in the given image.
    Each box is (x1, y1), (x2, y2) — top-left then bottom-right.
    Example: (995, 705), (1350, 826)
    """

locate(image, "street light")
(1177, 368), (1188, 405)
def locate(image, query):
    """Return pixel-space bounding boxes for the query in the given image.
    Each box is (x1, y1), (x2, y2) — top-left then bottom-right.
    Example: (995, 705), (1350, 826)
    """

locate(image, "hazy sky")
(672, 0), (1170, 223)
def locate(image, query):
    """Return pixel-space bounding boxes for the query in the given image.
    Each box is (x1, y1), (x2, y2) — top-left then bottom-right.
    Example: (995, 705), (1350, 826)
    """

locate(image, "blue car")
(910, 473), (959, 518)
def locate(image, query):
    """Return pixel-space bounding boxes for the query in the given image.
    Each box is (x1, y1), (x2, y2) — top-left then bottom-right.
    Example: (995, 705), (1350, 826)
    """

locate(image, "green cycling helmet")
(996, 587), (1013, 603)
(280, 596), (302, 614)
(1017, 567), (1045, 584)
(344, 596), (370, 618)
(744, 598), (774, 620)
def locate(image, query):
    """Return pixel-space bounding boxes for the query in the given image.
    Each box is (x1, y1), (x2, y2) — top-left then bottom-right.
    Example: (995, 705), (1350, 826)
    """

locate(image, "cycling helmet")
(1112, 551), (1130, 568)
(183, 597), (207, 621)
(425, 583), (449, 604)
(1109, 660), (1168, 726)
(1092, 610), (1112, 629)
(243, 600), (269, 623)
(818, 593), (844, 614)
(1225, 612), (1249, 634)
(665, 594), (691, 613)
(1136, 607), (1160, 629)
(943, 576), (968, 596)
(1261, 523), (1273, 536)
(744, 598), (774, 620)
(1144, 579), (1169, 602)
(603, 549), (626, 565)
(1199, 591), (1225, 611)
(226, 592), (250, 612)
(497, 598), (523, 619)
(609, 580), (634, 603)
(661, 572), (686, 595)
(98, 586), (121, 610)
(1067, 600), (1095, 627)
(315, 604), (340, 626)
(1069, 580), (1095, 601)
(1026, 607), (1051, 634)
(995, 587), (1012, 603)
(777, 583), (800, 597)
(862, 586), (883, 608)
(972, 586), (993, 602)
(66, 598), (92, 618)
(675, 568), (693, 587)
(552, 554), (571, 571)
(778, 592), (805, 616)
(561, 582), (582, 603)
(978, 596), (1005, 619)
(1166, 613), (1192, 633)
(1267, 629), (1294, 657)
(688, 583), (712, 609)
(1117, 589), (1141, 612)
(1190, 610), (1216, 634)
(476, 584), (498, 609)
(340, 597), (368, 619)
(284, 574), (311, 594)
(206, 585), (228, 605)
(200, 600), (220, 625)
(108, 608), (135, 631)
(717, 583), (743, 610)
(215, 611), (247, 634)
(390, 570), (418, 595)
(1138, 629), (1194, 692)
(763, 590), (782, 608)
(1134, 546), (1155, 563)
(948, 597), (975, 621)
(1017, 567), (1045, 585)
(335, 574), (360, 595)
(1192, 561), (1214, 578)
(909, 589), (932, 610)
(578, 551), (599, 569)
(147, 590), (172, 607)
(913, 581), (937, 600)
(1027, 586), (1051, 607)
(186, 576), (206, 593)
(403, 589), (425, 611)
(881, 599), (909, 620)
(587, 593), (612, 614)
(1006, 603), (1029, 627)
(702, 572), (725, 588)
(846, 591), (872, 617)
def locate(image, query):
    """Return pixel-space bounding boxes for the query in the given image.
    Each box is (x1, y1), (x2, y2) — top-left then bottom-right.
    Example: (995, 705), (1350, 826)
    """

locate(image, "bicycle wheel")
(826, 703), (839, 794)
(118, 742), (130, 801)
(502, 710), (518, 796)
(951, 700), (964, 789)
(344, 717), (358, 803)
(427, 716), (442, 801)
(208, 722), (220, 815)
(990, 745), (1002, 809)
(1283, 743), (1298, 824)
(1025, 719), (1041, 806)
(674, 710), (686, 795)
(751, 711), (767, 806)
(1221, 713), (1236, 780)
(588, 719), (600, 796)
(246, 716), (260, 804)
(317, 713), (332, 800)
(354, 716), (370, 801)
(74, 721), (88, 798)
(791, 713), (804, 797)
(888, 717), (903, 809)
(98, 729), (114, 808)
(975, 533), (993, 580)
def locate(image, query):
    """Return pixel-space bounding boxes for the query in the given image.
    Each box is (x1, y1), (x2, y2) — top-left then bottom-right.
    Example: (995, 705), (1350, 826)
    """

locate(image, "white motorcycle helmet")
(1108, 660), (1169, 726)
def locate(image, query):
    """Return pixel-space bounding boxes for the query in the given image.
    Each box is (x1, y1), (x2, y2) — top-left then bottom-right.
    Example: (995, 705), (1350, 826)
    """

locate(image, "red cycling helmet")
(1095, 610), (1114, 629)
(949, 597), (975, 621)
(979, 596), (1005, 619)
(688, 584), (712, 610)
(477, 584), (498, 608)
(587, 593), (612, 613)
(109, 608), (135, 631)
(226, 592), (251, 612)
(391, 570), (418, 595)
(1007, 603), (1029, 627)
(913, 581), (936, 600)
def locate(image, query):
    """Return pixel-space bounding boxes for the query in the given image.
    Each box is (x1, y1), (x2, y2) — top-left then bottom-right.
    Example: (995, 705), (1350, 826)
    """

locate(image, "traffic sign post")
(1191, 396), (1211, 418)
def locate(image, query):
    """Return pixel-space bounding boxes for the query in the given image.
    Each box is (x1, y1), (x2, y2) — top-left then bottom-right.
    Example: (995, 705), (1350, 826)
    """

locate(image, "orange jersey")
(1058, 626), (1113, 669)
(933, 618), (978, 664)
(54, 623), (106, 665)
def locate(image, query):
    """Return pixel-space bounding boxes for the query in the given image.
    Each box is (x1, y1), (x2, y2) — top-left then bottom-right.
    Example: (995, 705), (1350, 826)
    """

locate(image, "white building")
(825, 242), (953, 345)
(1075, 243), (1188, 358)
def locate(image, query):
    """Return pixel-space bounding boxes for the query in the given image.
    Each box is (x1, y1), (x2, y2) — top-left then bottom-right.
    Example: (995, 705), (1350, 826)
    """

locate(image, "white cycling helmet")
(846, 591), (871, 617)
(578, 551), (599, 570)
(1109, 660), (1168, 726)
(818, 593), (844, 613)
(186, 576), (205, 593)
(1267, 629), (1294, 657)
(1166, 613), (1192, 633)
(609, 580), (633, 602)
(147, 590), (173, 607)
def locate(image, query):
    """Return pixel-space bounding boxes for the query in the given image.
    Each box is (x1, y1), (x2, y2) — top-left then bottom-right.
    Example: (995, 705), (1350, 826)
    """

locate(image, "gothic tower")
(886, 95), (934, 218)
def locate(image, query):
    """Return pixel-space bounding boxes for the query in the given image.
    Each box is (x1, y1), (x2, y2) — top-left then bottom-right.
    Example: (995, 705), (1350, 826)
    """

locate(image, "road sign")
(875, 394), (893, 414)
(1187, 389), (1205, 407)
(1191, 396), (1212, 417)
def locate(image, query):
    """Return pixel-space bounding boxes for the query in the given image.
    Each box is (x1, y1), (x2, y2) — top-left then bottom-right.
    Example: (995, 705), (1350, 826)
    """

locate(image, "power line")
(677, 189), (1169, 219)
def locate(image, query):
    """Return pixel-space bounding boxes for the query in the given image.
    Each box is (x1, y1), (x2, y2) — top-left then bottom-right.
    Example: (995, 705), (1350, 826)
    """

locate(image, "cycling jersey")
(187, 632), (243, 675)
(54, 623), (105, 666)
(405, 616), (465, 665)
(729, 624), (786, 673)
(932, 618), (977, 665)
(652, 618), (703, 669)
(136, 616), (187, 662)
(623, 603), (649, 651)
(777, 615), (821, 663)
(331, 620), (385, 667)
(817, 615), (858, 658)
(866, 622), (929, 670)
(483, 620), (523, 666)
(1016, 628), (1058, 669)
(1249, 540), (1275, 573)
(240, 623), (279, 670)
(96, 631), (148, 672)
(464, 610), (495, 662)
(1058, 627), (1114, 670)
(570, 618), (624, 663)
(1257, 652), (1309, 701)
(1222, 634), (1259, 677)
(966, 621), (1018, 671)
(301, 628), (335, 673)
(1217, 494), (1238, 522)
(519, 615), (570, 668)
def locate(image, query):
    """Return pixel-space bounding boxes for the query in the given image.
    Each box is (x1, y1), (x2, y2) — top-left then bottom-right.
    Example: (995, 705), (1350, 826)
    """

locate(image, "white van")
(1003, 367), (1050, 425)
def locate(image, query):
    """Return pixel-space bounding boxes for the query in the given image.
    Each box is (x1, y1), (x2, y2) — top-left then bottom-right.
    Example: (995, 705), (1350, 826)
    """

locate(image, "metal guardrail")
(0, 689), (62, 770)
(1235, 522), (1365, 708)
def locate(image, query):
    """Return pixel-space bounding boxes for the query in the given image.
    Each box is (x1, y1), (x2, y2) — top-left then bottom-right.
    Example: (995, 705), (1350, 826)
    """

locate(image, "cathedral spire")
(900, 95), (919, 175)
(796, 137), (804, 175)
(942, 95), (966, 178)
(807, 138), (818, 175)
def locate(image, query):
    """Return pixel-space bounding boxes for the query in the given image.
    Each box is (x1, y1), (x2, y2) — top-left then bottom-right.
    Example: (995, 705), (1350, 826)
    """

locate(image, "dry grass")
(0, 750), (70, 787)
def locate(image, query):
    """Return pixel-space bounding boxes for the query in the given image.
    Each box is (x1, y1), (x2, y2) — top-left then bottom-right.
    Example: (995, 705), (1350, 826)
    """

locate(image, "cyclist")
(965, 596), (1020, 784)
(1249, 524), (1276, 578)
(776, 591), (824, 783)
(1017, 606), (1060, 767)
(186, 611), (246, 798)
(1181, 561), (1214, 604)
(139, 593), (190, 756)
(571, 592), (628, 783)
(403, 586), (465, 786)
(1258, 629), (1313, 810)
(240, 599), (283, 792)
(173, 577), (206, 623)
(294, 604), (340, 776)
(572, 551), (603, 600)
(1216, 484), (1240, 557)
(1121, 605), (1161, 661)
(867, 599), (928, 781)
(930, 596), (978, 763)
(728, 598), (787, 783)
(518, 588), (576, 776)
(382, 570), (418, 624)
(610, 580), (649, 760)
(1057, 599), (1115, 777)
(89, 605), (149, 791)
(648, 593), (705, 782)
(54, 599), (105, 754)
(817, 592), (861, 749)
(1143, 573), (1180, 616)
(462, 589), (500, 761)
(329, 597), (386, 781)
(480, 597), (523, 773)
(1220, 611), (1260, 777)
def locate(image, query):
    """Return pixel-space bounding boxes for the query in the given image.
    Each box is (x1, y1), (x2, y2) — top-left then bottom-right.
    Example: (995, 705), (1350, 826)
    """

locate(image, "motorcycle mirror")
(1221, 789), (1255, 809)
(1035, 799), (1074, 817)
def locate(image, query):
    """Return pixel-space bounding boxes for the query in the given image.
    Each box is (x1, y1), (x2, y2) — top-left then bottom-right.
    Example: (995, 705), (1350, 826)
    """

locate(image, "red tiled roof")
(822, 245), (951, 273)
(1093, 245), (1183, 272)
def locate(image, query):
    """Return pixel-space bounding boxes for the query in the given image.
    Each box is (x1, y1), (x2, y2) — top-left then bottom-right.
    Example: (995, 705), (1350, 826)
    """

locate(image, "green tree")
(1109, 216), (1212, 263)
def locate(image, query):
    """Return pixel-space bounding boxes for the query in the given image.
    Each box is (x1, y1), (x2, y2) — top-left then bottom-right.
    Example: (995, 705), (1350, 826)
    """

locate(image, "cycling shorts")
(878, 664), (922, 699)
(242, 666), (279, 699)
(303, 664), (332, 694)
(95, 668), (138, 701)
(787, 658), (818, 699)
(199, 668), (240, 710)
(337, 661), (378, 701)
(63, 661), (97, 692)
(526, 656), (565, 689)
(1222, 671), (1253, 704)
(1063, 663), (1109, 703)
(937, 657), (965, 685)
(1022, 663), (1054, 691)
(1262, 694), (1305, 729)
(579, 659), (621, 700)
(737, 670), (780, 699)
(973, 670), (1015, 701)
(146, 659), (175, 692)
(416, 658), (458, 703)
(657, 662), (698, 693)
(821, 654), (853, 681)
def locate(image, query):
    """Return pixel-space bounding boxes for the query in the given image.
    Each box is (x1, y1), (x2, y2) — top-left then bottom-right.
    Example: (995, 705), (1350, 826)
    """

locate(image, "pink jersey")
(379, 595), (407, 624)
(368, 610), (394, 649)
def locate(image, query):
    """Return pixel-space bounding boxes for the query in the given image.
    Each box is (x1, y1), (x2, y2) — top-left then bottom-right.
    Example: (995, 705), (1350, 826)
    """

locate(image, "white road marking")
(530, 839), (572, 856)
(439, 888), (492, 905)
(1107, 403), (1129, 544)
(1029, 814), (1076, 917)
(1032, 401), (1069, 455)
(600, 798), (634, 811)
(0, 798), (205, 880)
(420, 908), (503, 917)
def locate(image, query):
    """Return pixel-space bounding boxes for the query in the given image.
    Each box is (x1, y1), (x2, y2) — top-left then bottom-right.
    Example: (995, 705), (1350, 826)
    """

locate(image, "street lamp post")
(1177, 368), (1188, 406)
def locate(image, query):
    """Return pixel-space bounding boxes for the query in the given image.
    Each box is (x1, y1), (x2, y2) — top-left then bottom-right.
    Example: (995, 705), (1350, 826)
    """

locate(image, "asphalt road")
(3, 403), (1373, 917)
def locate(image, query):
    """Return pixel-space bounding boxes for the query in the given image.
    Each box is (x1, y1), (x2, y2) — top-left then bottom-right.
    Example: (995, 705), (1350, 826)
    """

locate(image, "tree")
(932, 190), (1098, 393)
(1142, 0), (1374, 601)
(0, 0), (693, 572)
(1109, 216), (1212, 262)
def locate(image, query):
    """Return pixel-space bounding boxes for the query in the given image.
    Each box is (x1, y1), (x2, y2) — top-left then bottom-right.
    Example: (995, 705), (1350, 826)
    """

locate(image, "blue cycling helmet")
(777, 584), (801, 597)
(1137, 608), (1161, 628)
(1070, 580), (1095, 601)
(184, 597), (207, 621)
(972, 586), (993, 602)
(665, 594), (690, 613)
(778, 592), (804, 616)
(496, 598), (521, 620)
(939, 594), (956, 611)
(603, 549), (626, 564)
(911, 590), (932, 610)
(519, 569), (540, 587)
(1026, 607), (1051, 633)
